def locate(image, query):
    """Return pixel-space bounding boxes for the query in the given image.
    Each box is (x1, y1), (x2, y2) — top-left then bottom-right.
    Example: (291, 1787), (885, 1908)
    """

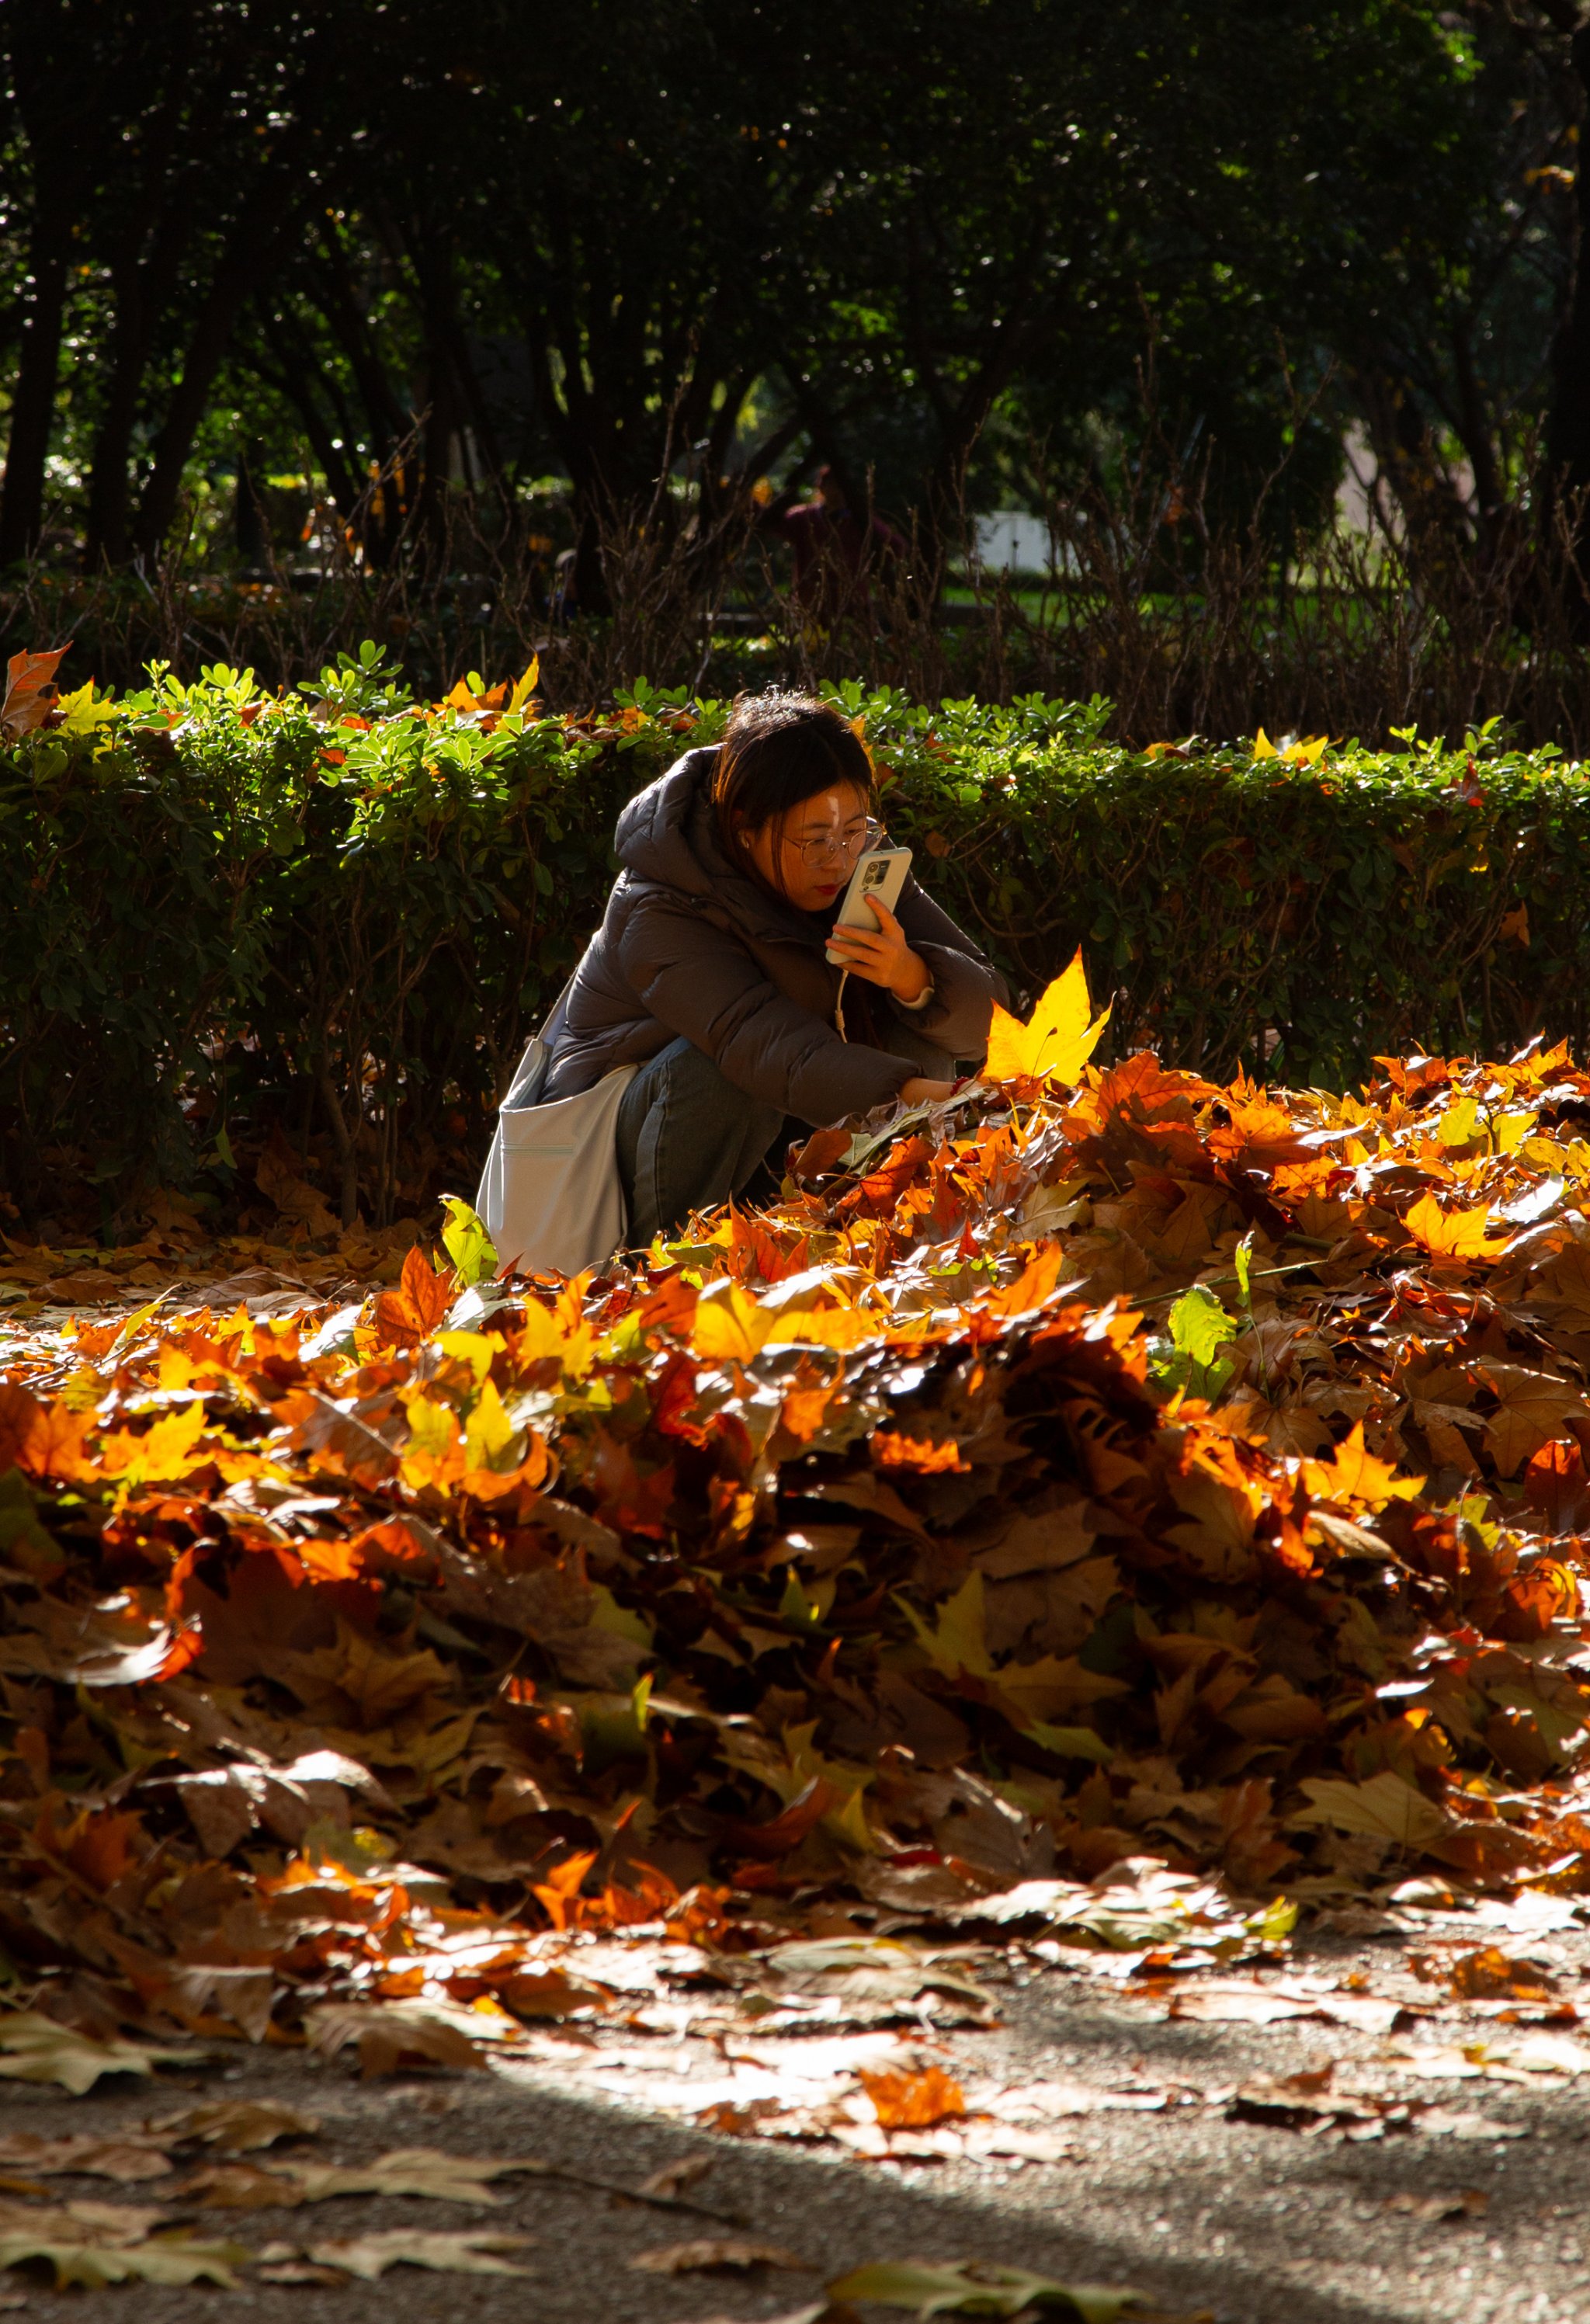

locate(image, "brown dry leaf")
(255, 1142), (338, 1239)
(630, 2238), (811, 2275)
(985, 2080), (1169, 2120)
(1227, 2065), (1386, 2131)
(302, 2001), (495, 2076)
(279, 2148), (540, 2207)
(0, 2015), (194, 2096)
(306, 2229), (534, 2279)
(0, 2199), (248, 2290)
(171, 2163), (300, 2211)
(1292, 1772), (1453, 1857)
(278, 1620), (451, 1728)
(0, 2135), (172, 2185)
(1416, 2107), (1529, 2140)
(1422, 1947), (1556, 2003)
(1391, 2034), (1590, 2078)
(1383, 2188), (1488, 2221)
(637, 2155), (716, 2201)
(1170, 1980), (1404, 2034)
(176, 2145), (552, 2213)
(151, 2098), (321, 2152)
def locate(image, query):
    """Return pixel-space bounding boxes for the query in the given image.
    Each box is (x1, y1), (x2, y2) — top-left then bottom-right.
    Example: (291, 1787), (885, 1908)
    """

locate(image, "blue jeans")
(615, 1039), (787, 1246)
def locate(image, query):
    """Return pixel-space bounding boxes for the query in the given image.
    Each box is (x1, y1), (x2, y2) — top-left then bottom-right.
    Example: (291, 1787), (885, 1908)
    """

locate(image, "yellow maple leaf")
(983, 948), (1110, 1086)
(767, 1303), (877, 1350)
(691, 1280), (777, 1361)
(898, 1572), (993, 1679)
(463, 1377), (519, 1472)
(401, 1389), (461, 1459)
(56, 680), (121, 742)
(1402, 1189), (1509, 1264)
(96, 1398), (210, 1482)
(1301, 1421), (1424, 1511)
(692, 1279), (872, 1360)
(517, 1294), (595, 1378)
(1252, 728), (1328, 766)
(432, 1329), (496, 1386)
(507, 656), (540, 714)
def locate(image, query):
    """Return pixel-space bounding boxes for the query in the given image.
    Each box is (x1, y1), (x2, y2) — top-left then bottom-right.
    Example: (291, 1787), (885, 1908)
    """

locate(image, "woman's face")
(741, 782), (873, 912)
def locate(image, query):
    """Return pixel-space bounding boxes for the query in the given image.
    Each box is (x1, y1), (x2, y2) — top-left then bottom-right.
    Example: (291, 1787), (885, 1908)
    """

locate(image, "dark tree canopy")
(0, 0), (1582, 575)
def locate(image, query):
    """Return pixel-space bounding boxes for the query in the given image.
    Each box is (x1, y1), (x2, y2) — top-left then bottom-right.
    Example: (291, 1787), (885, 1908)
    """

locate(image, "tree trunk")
(84, 225), (187, 568)
(131, 182), (306, 561)
(235, 439), (269, 567)
(1545, 23), (1590, 556)
(250, 307), (368, 518)
(131, 257), (264, 561)
(0, 210), (71, 567)
(1352, 365), (1477, 568)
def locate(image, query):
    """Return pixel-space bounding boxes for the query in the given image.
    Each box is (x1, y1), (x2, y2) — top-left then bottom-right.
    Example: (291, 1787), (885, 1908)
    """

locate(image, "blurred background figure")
(762, 467), (908, 627)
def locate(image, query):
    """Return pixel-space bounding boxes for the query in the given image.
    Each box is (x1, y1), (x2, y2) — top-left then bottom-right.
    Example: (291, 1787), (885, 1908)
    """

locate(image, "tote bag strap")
(499, 971), (578, 1114)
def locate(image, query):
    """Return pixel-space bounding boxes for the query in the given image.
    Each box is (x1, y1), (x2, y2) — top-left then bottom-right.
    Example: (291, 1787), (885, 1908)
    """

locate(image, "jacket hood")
(615, 747), (821, 943)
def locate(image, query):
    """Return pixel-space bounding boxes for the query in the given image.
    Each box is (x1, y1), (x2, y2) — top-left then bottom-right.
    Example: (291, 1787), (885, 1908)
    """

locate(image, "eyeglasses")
(792, 817), (883, 870)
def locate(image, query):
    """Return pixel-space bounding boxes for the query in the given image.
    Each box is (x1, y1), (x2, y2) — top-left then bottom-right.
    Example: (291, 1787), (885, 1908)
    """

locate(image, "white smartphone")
(825, 843), (913, 964)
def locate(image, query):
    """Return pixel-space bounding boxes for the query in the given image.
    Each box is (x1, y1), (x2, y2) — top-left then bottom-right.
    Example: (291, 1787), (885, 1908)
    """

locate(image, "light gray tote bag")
(474, 985), (637, 1276)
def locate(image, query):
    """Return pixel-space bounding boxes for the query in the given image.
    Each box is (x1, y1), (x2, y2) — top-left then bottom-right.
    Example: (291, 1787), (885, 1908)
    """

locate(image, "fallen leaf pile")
(3, 954), (1590, 2081)
(0, 1224), (422, 1327)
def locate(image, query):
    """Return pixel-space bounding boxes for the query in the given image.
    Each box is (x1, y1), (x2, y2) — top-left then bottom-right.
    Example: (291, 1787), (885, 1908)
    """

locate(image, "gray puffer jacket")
(540, 747), (1007, 1124)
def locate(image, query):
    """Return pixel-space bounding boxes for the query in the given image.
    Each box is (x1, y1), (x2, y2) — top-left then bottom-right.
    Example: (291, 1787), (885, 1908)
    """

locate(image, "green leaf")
(779, 1568), (825, 1631)
(1147, 1283), (1238, 1403)
(1022, 1719), (1114, 1765)
(1247, 1894), (1300, 1944)
(1233, 1231), (1255, 1309)
(1170, 1283), (1238, 1367)
(827, 2258), (1140, 2321)
(439, 1195), (498, 1289)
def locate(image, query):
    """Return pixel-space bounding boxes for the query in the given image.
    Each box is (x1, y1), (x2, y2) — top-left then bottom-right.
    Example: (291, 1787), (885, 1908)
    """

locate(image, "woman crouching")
(540, 690), (1009, 1245)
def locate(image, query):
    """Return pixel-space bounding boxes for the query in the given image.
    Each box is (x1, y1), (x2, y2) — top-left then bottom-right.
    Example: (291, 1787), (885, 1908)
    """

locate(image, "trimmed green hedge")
(3, 647), (1587, 1228)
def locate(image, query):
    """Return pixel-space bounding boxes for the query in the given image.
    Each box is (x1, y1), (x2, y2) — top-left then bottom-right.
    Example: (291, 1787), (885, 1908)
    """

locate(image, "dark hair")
(712, 691), (874, 892)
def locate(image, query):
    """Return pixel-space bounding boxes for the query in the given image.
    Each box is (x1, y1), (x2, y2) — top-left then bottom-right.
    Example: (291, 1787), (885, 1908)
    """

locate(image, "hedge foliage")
(3, 644), (1588, 1228)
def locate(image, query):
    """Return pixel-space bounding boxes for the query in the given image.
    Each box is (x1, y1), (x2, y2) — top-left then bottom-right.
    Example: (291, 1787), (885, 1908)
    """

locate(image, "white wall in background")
(973, 511), (1055, 573)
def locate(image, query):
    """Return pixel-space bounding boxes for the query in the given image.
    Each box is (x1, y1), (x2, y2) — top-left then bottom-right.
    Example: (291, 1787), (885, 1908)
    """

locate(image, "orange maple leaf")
(1302, 1422), (1425, 1511)
(872, 1430), (970, 1472)
(1, 645), (69, 740)
(1402, 1190), (1508, 1264)
(373, 1245), (455, 1346)
(859, 2065), (967, 2129)
(531, 1849), (599, 1931)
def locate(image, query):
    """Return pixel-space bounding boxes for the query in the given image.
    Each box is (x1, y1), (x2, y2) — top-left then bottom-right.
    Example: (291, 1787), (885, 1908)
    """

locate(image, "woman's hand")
(826, 896), (929, 1001)
(900, 1075), (956, 1106)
